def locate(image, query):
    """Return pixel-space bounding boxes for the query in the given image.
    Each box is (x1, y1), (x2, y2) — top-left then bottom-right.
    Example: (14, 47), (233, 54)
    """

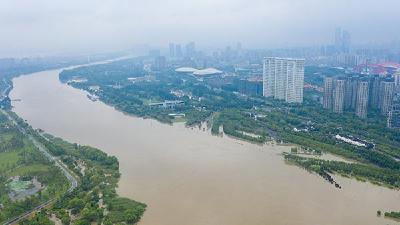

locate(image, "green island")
(384, 211), (400, 220)
(0, 110), (146, 225)
(60, 59), (400, 217)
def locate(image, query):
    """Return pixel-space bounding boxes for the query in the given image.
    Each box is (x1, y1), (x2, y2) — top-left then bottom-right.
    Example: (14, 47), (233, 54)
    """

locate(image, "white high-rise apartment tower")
(333, 79), (346, 114)
(323, 77), (334, 109)
(356, 81), (369, 119)
(263, 57), (305, 103)
(380, 81), (395, 115)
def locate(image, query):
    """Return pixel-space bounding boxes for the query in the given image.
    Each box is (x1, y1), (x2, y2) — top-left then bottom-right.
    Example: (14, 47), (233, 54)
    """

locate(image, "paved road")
(1, 110), (78, 225)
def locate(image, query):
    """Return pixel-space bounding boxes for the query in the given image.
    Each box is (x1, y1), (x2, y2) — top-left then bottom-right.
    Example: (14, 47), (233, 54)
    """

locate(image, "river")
(10, 68), (400, 225)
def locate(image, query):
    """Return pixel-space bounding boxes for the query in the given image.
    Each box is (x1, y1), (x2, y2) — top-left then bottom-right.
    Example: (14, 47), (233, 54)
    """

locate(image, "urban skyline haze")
(1, 0), (400, 57)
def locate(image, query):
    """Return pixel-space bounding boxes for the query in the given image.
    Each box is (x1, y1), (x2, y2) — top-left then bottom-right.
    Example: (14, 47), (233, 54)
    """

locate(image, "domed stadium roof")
(175, 67), (198, 73)
(175, 67), (223, 76)
(193, 68), (223, 76)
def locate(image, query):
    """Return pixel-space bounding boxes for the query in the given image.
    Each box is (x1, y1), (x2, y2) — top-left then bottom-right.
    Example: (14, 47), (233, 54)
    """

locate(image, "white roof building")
(175, 67), (223, 76)
(175, 67), (199, 73)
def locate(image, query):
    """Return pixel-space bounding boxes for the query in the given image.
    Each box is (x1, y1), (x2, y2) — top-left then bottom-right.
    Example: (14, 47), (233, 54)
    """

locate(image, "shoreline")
(9, 65), (400, 225)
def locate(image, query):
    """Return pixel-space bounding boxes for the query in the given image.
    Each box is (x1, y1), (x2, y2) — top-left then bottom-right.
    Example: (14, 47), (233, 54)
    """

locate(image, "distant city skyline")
(1, 0), (400, 57)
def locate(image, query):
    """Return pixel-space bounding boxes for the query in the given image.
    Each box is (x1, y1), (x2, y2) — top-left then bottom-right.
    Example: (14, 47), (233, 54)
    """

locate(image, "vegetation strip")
(0, 110), (146, 225)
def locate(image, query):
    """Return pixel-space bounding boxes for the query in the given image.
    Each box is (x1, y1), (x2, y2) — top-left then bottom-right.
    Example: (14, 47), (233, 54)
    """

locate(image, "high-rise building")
(355, 80), (369, 119)
(342, 30), (351, 53)
(369, 75), (381, 109)
(350, 78), (359, 109)
(334, 27), (351, 54)
(323, 77), (334, 109)
(175, 44), (183, 58)
(185, 42), (196, 58)
(394, 70), (400, 91)
(380, 80), (395, 115)
(344, 77), (352, 110)
(153, 56), (166, 71)
(344, 76), (358, 110)
(263, 57), (305, 104)
(169, 43), (175, 58)
(335, 28), (342, 52)
(333, 79), (346, 113)
(388, 94), (400, 129)
(323, 74), (397, 118)
(324, 77), (346, 113)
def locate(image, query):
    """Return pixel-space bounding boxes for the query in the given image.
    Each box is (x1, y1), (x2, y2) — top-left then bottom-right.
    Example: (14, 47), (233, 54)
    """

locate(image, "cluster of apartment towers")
(323, 73), (400, 128)
(261, 57), (400, 129)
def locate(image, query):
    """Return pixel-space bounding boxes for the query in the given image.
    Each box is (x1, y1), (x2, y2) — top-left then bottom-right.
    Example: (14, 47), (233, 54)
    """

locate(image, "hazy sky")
(1, 0), (399, 57)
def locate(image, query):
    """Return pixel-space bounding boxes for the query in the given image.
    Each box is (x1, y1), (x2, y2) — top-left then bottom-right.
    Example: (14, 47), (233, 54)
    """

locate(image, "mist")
(1, 0), (399, 57)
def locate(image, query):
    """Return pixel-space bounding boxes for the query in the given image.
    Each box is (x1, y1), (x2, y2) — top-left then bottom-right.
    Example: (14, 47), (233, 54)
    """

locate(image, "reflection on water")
(10, 69), (400, 225)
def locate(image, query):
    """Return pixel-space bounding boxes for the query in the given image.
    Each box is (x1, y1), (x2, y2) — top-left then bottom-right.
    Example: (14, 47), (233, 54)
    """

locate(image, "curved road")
(1, 110), (78, 225)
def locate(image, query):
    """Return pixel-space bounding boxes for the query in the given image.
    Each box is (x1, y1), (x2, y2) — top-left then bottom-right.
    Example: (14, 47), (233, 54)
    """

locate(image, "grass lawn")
(9, 164), (49, 176)
(0, 151), (20, 172)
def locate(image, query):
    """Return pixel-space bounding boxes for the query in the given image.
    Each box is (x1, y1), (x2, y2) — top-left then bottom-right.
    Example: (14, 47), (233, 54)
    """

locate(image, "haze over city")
(1, 1), (400, 225)
(1, 0), (400, 57)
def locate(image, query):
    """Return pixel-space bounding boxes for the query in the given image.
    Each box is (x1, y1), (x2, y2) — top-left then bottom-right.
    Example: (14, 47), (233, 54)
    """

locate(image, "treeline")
(60, 58), (146, 85)
(384, 211), (400, 219)
(31, 134), (146, 225)
(279, 129), (400, 171)
(3, 111), (146, 225)
(211, 110), (266, 143)
(284, 154), (400, 188)
(0, 111), (68, 224)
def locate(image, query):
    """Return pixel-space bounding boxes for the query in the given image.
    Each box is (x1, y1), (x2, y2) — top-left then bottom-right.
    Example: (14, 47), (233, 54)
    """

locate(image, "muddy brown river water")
(10, 68), (400, 225)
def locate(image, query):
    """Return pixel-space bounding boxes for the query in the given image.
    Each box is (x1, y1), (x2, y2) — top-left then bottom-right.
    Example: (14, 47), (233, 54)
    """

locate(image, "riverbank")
(59, 59), (400, 191)
(1, 110), (146, 224)
(9, 65), (400, 225)
(0, 110), (69, 224)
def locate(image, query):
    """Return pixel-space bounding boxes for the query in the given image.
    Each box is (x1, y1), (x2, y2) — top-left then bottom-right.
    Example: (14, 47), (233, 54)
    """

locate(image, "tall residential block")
(175, 44), (183, 58)
(323, 77), (334, 109)
(169, 43), (175, 57)
(350, 78), (359, 109)
(388, 94), (400, 129)
(394, 70), (400, 91)
(333, 79), (346, 113)
(369, 75), (381, 109)
(380, 80), (395, 115)
(355, 80), (369, 119)
(185, 42), (196, 58)
(344, 76), (358, 110)
(263, 57), (305, 103)
(334, 27), (351, 54)
(153, 56), (166, 71)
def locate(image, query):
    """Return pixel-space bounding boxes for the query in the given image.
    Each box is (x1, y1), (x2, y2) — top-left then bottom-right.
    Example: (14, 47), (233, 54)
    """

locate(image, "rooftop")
(175, 67), (223, 76)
